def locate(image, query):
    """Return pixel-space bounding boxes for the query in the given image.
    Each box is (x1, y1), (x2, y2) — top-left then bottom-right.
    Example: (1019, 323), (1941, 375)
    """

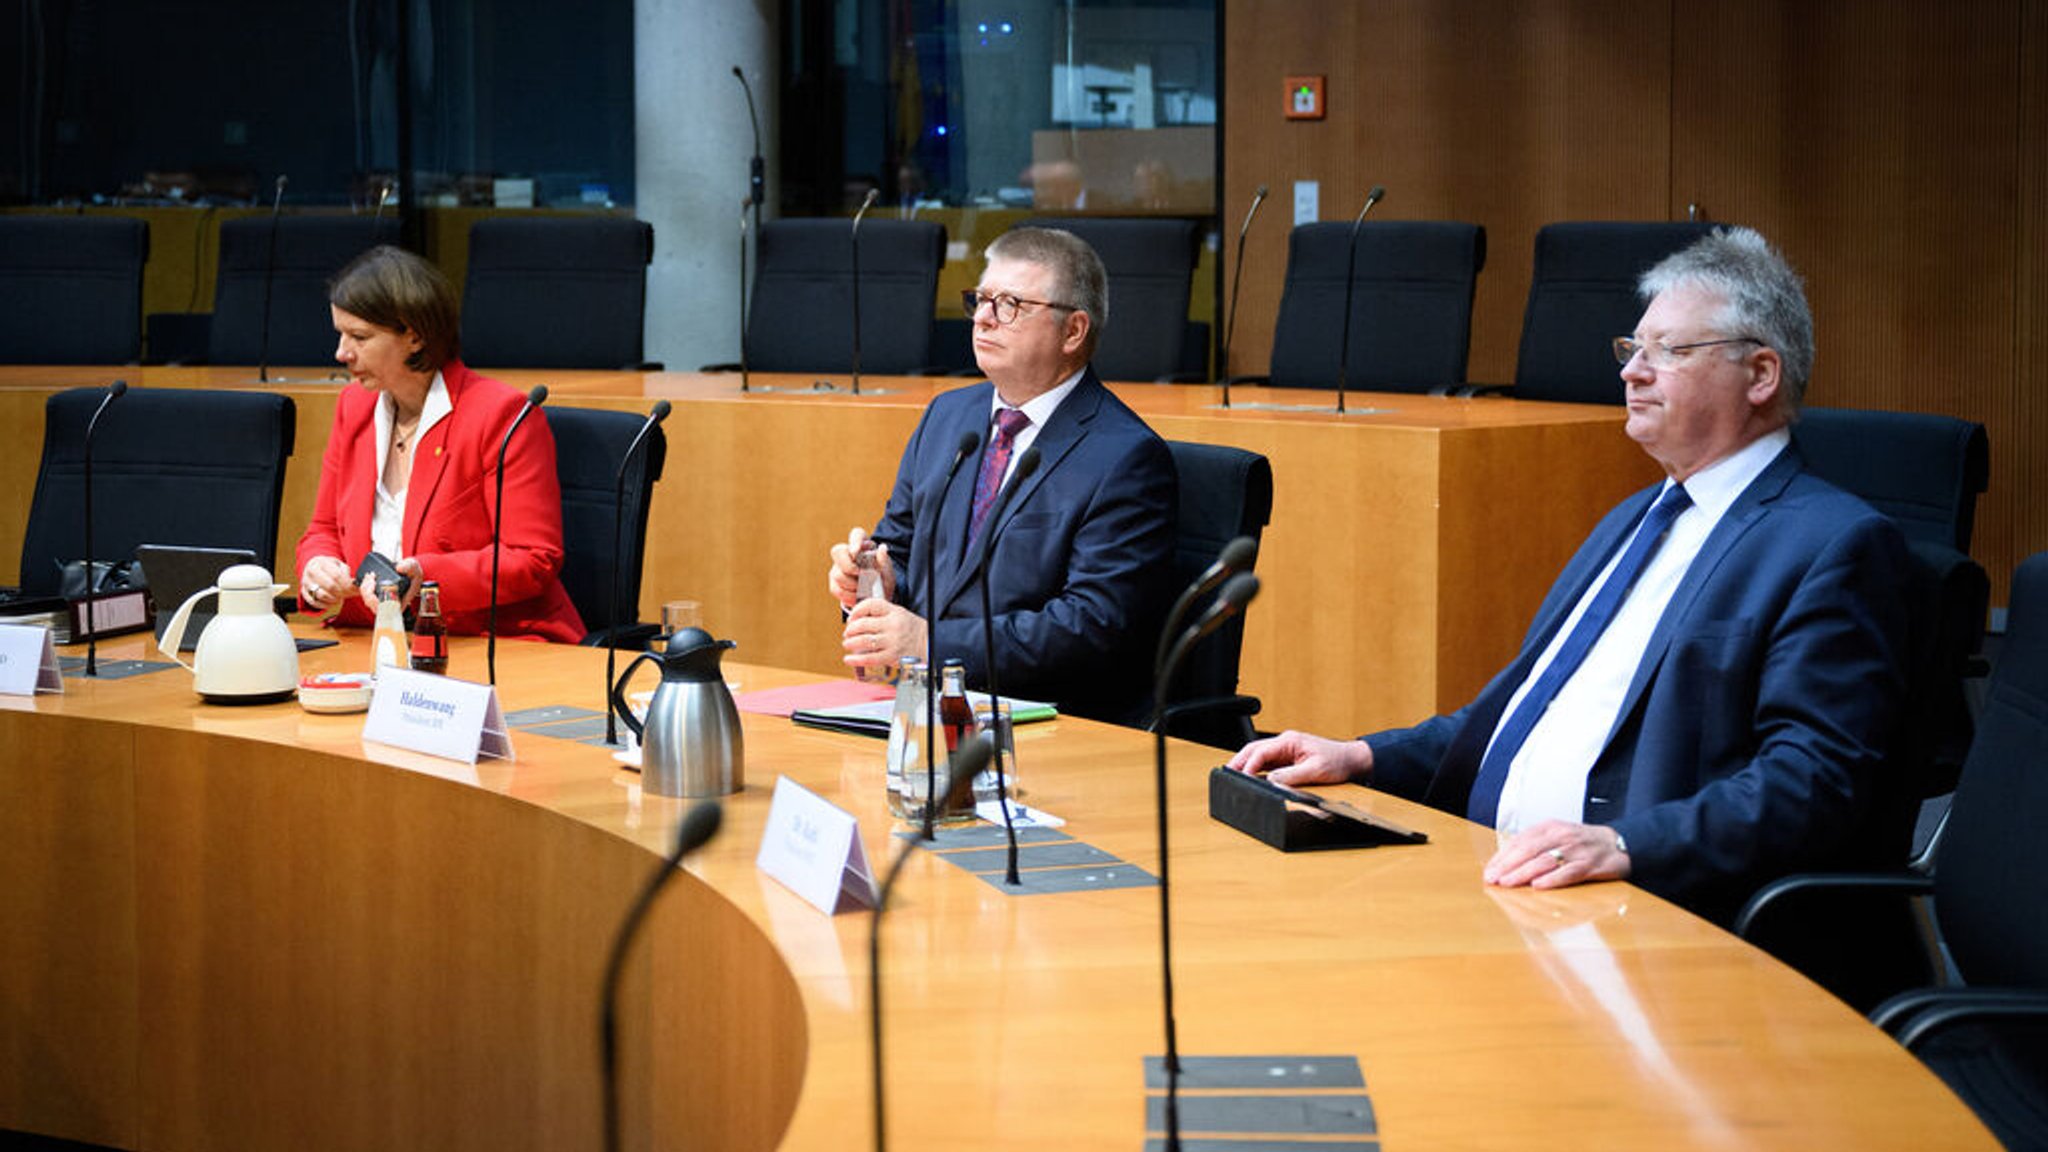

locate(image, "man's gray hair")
(985, 227), (1109, 357)
(1639, 226), (1815, 409)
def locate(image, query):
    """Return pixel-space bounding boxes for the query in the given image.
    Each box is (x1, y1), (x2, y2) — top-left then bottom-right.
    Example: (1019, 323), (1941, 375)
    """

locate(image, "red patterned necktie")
(968, 407), (1032, 542)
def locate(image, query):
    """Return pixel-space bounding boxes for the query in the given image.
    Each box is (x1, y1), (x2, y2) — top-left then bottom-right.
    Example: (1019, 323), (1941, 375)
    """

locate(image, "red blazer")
(296, 361), (586, 644)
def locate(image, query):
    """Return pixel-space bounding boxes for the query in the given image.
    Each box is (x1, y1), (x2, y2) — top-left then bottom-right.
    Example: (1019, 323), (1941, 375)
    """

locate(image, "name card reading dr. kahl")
(362, 666), (513, 765)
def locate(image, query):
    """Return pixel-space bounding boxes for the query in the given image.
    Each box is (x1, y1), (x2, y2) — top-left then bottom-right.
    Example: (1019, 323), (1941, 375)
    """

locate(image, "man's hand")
(1483, 820), (1631, 890)
(827, 527), (895, 611)
(1225, 730), (1373, 787)
(842, 598), (927, 674)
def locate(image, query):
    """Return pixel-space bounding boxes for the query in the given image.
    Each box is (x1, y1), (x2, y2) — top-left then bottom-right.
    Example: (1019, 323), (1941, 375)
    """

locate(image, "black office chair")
(1739, 550), (2048, 1150)
(1160, 440), (1274, 750)
(0, 216), (150, 364)
(1512, 221), (1716, 404)
(462, 217), (658, 370)
(1798, 407), (1993, 844)
(548, 406), (667, 648)
(1018, 217), (1207, 382)
(205, 215), (400, 366)
(729, 218), (946, 375)
(1241, 220), (1485, 394)
(1795, 407), (1990, 553)
(17, 388), (296, 597)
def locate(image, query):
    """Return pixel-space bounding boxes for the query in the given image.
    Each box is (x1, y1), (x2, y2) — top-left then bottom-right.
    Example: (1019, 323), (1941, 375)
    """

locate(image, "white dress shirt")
(370, 373), (452, 562)
(1491, 428), (1792, 832)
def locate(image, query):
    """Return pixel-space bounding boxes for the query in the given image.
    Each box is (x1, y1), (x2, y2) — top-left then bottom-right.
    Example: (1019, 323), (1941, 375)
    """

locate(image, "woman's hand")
(300, 555), (354, 611)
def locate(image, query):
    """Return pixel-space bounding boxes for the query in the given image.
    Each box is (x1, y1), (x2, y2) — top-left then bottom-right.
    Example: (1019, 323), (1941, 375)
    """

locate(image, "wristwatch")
(1611, 828), (1629, 855)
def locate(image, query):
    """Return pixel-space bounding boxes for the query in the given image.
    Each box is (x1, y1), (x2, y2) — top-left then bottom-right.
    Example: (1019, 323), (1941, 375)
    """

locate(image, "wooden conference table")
(0, 627), (1996, 1150)
(0, 366), (1663, 737)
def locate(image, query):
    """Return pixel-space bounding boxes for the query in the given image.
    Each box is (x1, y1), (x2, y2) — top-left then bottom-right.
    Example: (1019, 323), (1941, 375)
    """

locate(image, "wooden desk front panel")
(0, 630), (1999, 1150)
(0, 370), (1658, 735)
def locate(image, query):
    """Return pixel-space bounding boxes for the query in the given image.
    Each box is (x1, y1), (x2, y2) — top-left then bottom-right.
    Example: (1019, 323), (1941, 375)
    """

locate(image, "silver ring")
(1547, 848), (1566, 865)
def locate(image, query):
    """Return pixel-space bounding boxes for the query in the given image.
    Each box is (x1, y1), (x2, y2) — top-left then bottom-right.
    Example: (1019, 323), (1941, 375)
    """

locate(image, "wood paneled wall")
(1224, 0), (2048, 605)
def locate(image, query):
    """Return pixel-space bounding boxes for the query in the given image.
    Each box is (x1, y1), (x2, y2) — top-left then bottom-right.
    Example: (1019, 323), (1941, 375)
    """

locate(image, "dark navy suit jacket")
(1366, 444), (1913, 921)
(872, 369), (1176, 726)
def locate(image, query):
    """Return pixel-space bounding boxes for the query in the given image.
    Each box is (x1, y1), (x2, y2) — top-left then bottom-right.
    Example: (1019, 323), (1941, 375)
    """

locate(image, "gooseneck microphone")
(488, 384), (548, 685)
(1219, 184), (1268, 406)
(731, 66), (766, 231)
(920, 431), (982, 841)
(605, 400), (671, 747)
(81, 379), (127, 677)
(1152, 535), (1258, 686)
(258, 175), (288, 383)
(1150, 571), (1261, 1152)
(870, 736), (994, 1152)
(738, 199), (753, 393)
(599, 800), (724, 1152)
(371, 178), (393, 223)
(849, 187), (881, 396)
(967, 445), (1042, 883)
(1335, 184), (1386, 416)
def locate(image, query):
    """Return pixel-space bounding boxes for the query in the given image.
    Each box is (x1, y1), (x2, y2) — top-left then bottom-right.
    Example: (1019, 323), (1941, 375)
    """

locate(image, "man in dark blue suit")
(1230, 228), (1913, 922)
(828, 228), (1176, 726)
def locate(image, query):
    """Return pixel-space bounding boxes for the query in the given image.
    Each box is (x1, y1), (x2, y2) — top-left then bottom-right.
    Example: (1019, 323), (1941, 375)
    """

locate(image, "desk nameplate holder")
(361, 667), (513, 766)
(1208, 766), (1426, 852)
(0, 624), (64, 695)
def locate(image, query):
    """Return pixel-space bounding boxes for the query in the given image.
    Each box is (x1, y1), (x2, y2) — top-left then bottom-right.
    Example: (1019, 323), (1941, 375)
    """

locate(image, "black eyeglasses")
(961, 290), (1077, 326)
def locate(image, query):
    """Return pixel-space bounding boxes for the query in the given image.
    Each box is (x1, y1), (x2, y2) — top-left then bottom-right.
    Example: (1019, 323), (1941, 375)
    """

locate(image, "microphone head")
(860, 187), (880, 210)
(1011, 446), (1042, 482)
(955, 430), (981, 459)
(731, 65), (744, 79)
(674, 800), (724, 856)
(1218, 571), (1261, 611)
(650, 399), (673, 423)
(943, 734), (996, 810)
(1253, 184), (1269, 201)
(527, 384), (549, 406)
(107, 379), (128, 398)
(1217, 535), (1257, 575)
(275, 175), (289, 191)
(1367, 184), (1386, 204)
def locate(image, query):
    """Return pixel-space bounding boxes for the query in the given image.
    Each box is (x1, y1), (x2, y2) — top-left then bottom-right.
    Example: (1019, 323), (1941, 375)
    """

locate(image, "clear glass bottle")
(851, 541), (892, 683)
(883, 656), (927, 818)
(371, 580), (409, 676)
(409, 580), (448, 675)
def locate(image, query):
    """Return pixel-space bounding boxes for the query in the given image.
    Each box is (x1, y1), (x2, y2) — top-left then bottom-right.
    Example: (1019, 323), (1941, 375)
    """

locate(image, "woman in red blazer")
(296, 246), (585, 644)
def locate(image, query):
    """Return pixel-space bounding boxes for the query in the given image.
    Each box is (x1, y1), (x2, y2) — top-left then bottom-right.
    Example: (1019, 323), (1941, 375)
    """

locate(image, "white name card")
(361, 667), (512, 765)
(0, 624), (63, 696)
(756, 776), (877, 915)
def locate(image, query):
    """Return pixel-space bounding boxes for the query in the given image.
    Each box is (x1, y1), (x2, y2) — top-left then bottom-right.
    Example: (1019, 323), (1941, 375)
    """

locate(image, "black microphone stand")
(870, 738), (993, 1152)
(258, 175), (287, 383)
(849, 188), (880, 395)
(605, 401), (671, 747)
(732, 66), (765, 247)
(1334, 185), (1386, 416)
(738, 199), (753, 394)
(598, 801), (724, 1152)
(969, 448), (1044, 886)
(1219, 185), (1268, 407)
(1148, 572), (1261, 1152)
(488, 385), (548, 685)
(919, 431), (982, 841)
(81, 380), (127, 677)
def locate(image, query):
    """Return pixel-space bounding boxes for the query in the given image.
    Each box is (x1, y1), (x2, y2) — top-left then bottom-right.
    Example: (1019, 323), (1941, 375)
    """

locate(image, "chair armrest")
(1733, 871), (1932, 939)
(622, 360), (665, 372)
(1871, 987), (2048, 1048)
(1430, 382), (1512, 398)
(699, 362), (740, 373)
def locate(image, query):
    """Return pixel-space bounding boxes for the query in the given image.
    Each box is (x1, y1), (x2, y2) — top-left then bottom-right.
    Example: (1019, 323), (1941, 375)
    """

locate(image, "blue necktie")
(1466, 484), (1694, 825)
